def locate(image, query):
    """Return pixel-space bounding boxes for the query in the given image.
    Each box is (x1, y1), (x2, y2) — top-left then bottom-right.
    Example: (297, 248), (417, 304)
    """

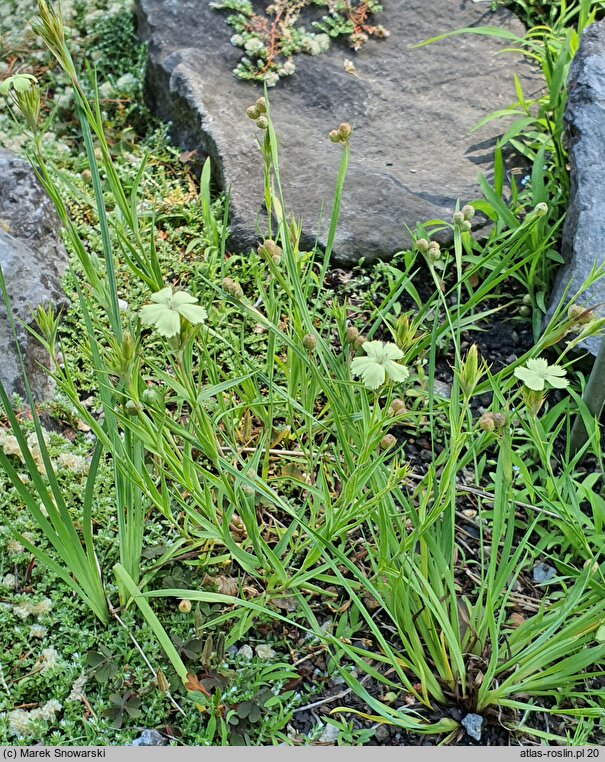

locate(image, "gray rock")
(135, 0), (533, 265)
(0, 150), (68, 401)
(549, 20), (605, 354)
(236, 644), (253, 661)
(461, 712), (483, 742)
(255, 643), (277, 661)
(318, 722), (340, 744)
(533, 560), (557, 584)
(132, 729), (167, 746)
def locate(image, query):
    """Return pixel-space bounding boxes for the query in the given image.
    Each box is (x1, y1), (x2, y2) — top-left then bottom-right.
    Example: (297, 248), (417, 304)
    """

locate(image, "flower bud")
(462, 204), (476, 220)
(345, 326), (360, 343)
(328, 129), (340, 143)
(479, 413), (496, 433)
(458, 344), (483, 399)
(568, 304), (595, 325)
(388, 398), (407, 416)
(380, 434), (397, 450)
(354, 334), (367, 349)
(258, 239), (282, 262)
(491, 413), (506, 428)
(222, 277), (244, 300)
(302, 334), (317, 350)
(534, 202), (548, 218)
(142, 388), (162, 408)
(125, 399), (141, 416)
(519, 305), (531, 317)
(178, 599), (192, 614)
(337, 122), (352, 139)
(256, 115), (268, 130)
(255, 96), (267, 114)
(453, 211), (465, 226)
(415, 238), (430, 254)
(246, 105), (260, 120)
(461, 220), (472, 233)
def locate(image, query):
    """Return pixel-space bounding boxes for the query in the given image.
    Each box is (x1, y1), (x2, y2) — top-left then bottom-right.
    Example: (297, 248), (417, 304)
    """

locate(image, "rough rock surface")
(0, 149), (69, 401)
(135, 0), (533, 265)
(549, 19), (605, 355)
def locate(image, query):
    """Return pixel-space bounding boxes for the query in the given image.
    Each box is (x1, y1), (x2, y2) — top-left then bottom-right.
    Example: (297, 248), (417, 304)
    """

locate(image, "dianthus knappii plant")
(210, 0), (387, 84)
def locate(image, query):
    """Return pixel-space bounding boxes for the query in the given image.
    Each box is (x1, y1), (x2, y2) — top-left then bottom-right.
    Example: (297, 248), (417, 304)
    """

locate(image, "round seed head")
(303, 334), (317, 350)
(380, 434), (397, 450)
(256, 115), (268, 130)
(255, 96), (267, 114)
(345, 326), (360, 343)
(415, 238), (430, 254)
(453, 211), (465, 225)
(462, 204), (476, 220)
(479, 413), (496, 433)
(178, 599), (192, 614)
(246, 105), (260, 120)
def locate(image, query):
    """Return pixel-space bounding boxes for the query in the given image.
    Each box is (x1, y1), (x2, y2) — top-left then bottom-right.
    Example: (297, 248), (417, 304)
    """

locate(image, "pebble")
(318, 723), (340, 744)
(236, 644), (254, 661)
(461, 713), (483, 741)
(533, 561), (557, 584)
(374, 725), (390, 743)
(132, 730), (167, 746)
(255, 644), (277, 661)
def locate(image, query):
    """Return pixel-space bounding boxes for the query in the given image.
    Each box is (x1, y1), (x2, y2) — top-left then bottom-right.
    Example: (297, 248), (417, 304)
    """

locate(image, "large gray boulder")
(135, 0), (533, 265)
(0, 150), (69, 401)
(549, 19), (605, 355)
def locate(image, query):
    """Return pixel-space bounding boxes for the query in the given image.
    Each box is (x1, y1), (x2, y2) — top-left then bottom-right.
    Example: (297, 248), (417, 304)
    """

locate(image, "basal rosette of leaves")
(210, 0), (387, 84)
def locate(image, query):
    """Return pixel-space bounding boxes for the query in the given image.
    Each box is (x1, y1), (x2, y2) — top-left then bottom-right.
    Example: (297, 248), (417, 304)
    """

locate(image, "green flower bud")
(256, 115), (268, 130)
(462, 204), (476, 220)
(142, 388), (162, 408)
(302, 334), (317, 350)
(328, 129), (340, 143)
(246, 105), (260, 120)
(415, 238), (430, 254)
(125, 399), (141, 416)
(453, 211), (465, 226)
(534, 202), (548, 218)
(255, 96), (267, 114)
(460, 220), (472, 233)
(519, 305), (531, 317)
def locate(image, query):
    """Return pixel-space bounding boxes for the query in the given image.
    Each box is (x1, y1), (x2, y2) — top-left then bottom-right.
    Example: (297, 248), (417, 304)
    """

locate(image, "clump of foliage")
(210, 0), (387, 84)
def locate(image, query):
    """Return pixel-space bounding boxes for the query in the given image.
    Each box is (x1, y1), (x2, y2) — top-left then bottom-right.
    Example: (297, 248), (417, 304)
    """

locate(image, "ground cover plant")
(211, 0), (387, 84)
(1, 0), (605, 746)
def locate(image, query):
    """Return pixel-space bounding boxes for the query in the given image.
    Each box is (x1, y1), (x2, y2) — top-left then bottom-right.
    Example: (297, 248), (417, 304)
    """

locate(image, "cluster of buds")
(568, 303), (596, 326)
(246, 97), (268, 129)
(257, 238), (282, 264)
(416, 238), (441, 263)
(222, 277), (244, 300)
(388, 398), (407, 417)
(453, 204), (475, 232)
(328, 122), (352, 144)
(345, 325), (367, 349)
(478, 411), (507, 433)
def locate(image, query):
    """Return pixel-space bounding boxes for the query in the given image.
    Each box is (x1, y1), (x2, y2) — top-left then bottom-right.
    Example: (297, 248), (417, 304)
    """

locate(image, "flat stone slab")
(0, 149), (68, 401)
(136, 0), (532, 265)
(549, 19), (605, 355)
